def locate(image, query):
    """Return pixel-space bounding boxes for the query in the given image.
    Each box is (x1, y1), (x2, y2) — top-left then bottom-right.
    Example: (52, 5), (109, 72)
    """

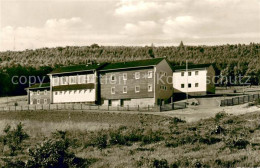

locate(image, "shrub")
(27, 138), (91, 168)
(215, 112), (227, 123)
(141, 130), (164, 145)
(152, 159), (169, 168)
(2, 123), (29, 156)
(171, 117), (186, 125)
(109, 130), (129, 146)
(225, 138), (250, 150)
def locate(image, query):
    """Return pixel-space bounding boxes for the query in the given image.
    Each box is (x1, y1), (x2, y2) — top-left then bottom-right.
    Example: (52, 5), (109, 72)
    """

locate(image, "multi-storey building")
(172, 64), (215, 96)
(99, 58), (173, 106)
(48, 63), (106, 104)
(26, 83), (50, 104)
(26, 58), (215, 106)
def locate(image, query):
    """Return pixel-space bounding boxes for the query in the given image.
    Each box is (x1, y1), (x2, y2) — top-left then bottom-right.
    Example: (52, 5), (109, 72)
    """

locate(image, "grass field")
(0, 110), (260, 167)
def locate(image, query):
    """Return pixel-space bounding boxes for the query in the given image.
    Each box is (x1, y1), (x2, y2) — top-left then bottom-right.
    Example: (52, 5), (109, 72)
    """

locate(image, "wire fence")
(0, 102), (187, 112)
(220, 93), (260, 106)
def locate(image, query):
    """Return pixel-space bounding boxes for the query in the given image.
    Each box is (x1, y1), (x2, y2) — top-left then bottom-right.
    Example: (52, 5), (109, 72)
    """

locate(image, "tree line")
(0, 43), (259, 96)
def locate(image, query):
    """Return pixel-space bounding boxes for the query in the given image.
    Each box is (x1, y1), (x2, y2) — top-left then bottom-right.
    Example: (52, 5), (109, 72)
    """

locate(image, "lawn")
(0, 110), (259, 167)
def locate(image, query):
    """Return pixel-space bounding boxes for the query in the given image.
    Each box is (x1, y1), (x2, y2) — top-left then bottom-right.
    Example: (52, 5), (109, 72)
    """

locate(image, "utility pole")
(186, 60), (188, 103)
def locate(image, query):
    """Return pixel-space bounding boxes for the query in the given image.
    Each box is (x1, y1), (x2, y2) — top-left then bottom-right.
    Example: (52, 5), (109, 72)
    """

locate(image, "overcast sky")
(0, 0), (259, 51)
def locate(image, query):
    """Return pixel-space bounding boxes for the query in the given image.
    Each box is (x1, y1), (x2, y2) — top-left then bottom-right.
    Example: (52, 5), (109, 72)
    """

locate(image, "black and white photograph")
(0, 0), (260, 167)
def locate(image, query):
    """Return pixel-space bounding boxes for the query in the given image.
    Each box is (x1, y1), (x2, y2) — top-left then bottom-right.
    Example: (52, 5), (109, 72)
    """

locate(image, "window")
(89, 89), (93, 93)
(44, 99), (47, 104)
(160, 71), (167, 77)
(123, 86), (127, 93)
(59, 91), (62, 95)
(111, 74), (115, 81)
(160, 85), (167, 90)
(195, 71), (199, 75)
(111, 87), (115, 94)
(181, 84), (185, 88)
(188, 72), (192, 76)
(135, 85), (140, 93)
(37, 90), (40, 95)
(62, 76), (68, 85)
(55, 91), (58, 95)
(123, 73), (127, 80)
(148, 84), (153, 92)
(195, 83), (199, 87)
(37, 99), (40, 104)
(188, 83), (192, 88)
(44, 90), (47, 95)
(80, 75), (86, 84)
(135, 72), (140, 79)
(88, 74), (95, 83)
(148, 71), (153, 78)
(108, 100), (112, 106)
(181, 72), (185, 76)
(70, 76), (76, 84)
(53, 77), (59, 86)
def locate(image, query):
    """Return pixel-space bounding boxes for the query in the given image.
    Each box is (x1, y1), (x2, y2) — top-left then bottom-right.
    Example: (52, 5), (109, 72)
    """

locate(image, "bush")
(152, 159), (169, 168)
(27, 138), (91, 168)
(215, 112), (227, 123)
(86, 131), (108, 149)
(225, 138), (250, 150)
(2, 123), (29, 156)
(171, 117), (186, 125)
(141, 130), (164, 145)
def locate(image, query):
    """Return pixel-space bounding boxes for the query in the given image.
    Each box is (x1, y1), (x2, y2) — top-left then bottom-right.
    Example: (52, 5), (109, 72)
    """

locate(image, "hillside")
(0, 110), (260, 167)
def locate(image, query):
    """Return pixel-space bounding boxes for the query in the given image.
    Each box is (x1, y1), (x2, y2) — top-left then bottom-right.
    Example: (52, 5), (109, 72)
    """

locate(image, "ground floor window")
(120, 99), (124, 106)
(44, 99), (47, 104)
(108, 100), (112, 106)
(37, 99), (40, 104)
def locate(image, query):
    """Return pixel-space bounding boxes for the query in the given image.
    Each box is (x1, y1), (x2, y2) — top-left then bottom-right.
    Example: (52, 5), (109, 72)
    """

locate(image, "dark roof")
(172, 64), (212, 71)
(52, 84), (94, 91)
(27, 83), (50, 90)
(49, 63), (106, 74)
(101, 58), (164, 71)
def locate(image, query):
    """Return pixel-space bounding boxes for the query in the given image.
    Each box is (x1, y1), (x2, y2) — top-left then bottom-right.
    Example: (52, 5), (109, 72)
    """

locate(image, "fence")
(220, 93), (260, 106)
(0, 102), (186, 112)
(160, 102), (187, 111)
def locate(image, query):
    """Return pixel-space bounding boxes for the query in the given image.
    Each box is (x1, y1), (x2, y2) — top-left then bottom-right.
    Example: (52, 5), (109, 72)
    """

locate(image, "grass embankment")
(0, 110), (260, 167)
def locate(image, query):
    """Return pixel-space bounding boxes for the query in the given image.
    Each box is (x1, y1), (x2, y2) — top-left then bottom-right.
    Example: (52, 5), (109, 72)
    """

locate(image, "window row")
(181, 71), (199, 76)
(54, 89), (93, 95)
(110, 71), (153, 81)
(111, 84), (153, 94)
(32, 90), (48, 95)
(35, 99), (48, 104)
(181, 83), (199, 88)
(53, 74), (94, 86)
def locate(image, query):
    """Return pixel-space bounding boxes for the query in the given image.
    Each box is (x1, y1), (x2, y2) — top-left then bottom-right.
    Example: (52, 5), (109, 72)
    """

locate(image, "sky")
(0, 0), (259, 51)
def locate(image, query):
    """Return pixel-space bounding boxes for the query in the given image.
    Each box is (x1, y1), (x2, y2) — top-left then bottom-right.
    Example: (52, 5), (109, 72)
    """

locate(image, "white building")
(172, 64), (215, 96)
(48, 63), (106, 104)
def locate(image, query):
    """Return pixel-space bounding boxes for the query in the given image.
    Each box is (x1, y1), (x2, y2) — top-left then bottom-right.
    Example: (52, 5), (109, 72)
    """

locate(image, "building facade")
(99, 58), (173, 106)
(48, 63), (106, 104)
(26, 83), (50, 104)
(26, 58), (216, 106)
(172, 64), (215, 96)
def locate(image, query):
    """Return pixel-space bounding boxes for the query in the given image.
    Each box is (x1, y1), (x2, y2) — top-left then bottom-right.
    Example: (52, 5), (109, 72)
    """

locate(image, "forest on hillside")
(0, 43), (259, 96)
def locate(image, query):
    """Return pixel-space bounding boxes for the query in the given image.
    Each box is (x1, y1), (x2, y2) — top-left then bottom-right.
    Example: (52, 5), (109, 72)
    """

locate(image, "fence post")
(81, 104), (82, 110)
(137, 105), (139, 111)
(108, 104), (109, 110)
(127, 105), (129, 111)
(159, 105), (162, 112)
(172, 103), (174, 110)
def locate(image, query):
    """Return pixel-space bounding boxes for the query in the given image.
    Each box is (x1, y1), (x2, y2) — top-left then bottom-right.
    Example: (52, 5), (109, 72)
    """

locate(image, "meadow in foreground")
(0, 110), (259, 167)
